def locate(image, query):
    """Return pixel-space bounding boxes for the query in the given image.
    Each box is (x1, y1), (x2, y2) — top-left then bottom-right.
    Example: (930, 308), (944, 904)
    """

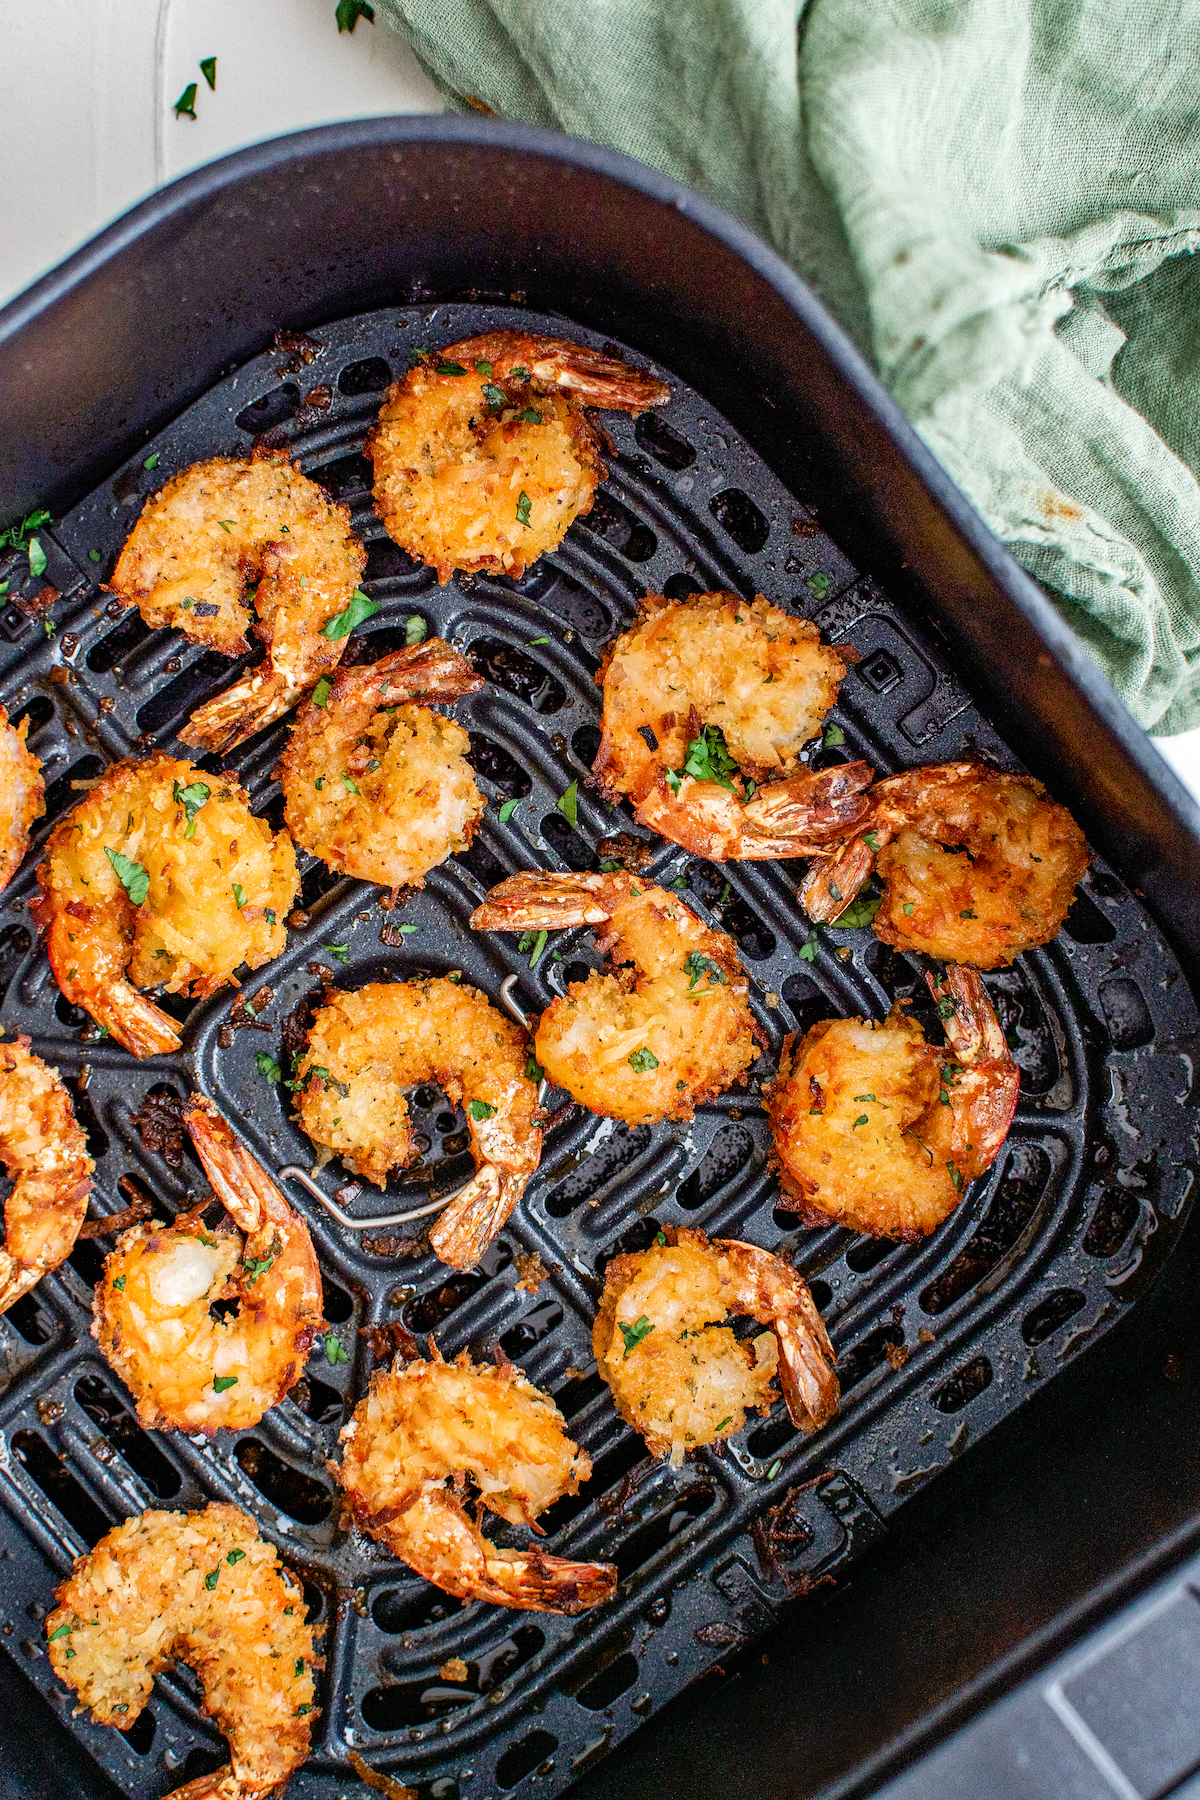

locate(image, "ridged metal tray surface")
(0, 303), (1195, 1800)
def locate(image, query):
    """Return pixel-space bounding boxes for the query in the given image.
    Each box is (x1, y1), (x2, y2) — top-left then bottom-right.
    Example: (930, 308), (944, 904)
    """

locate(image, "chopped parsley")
(947, 1162), (964, 1191)
(474, 359), (494, 378)
(227, 1549), (246, 1565)
(392, 922), (421, 938)
(104, 847), (149, 906)
(515, 491), (532, 528)
(406, 613), (427, 646)
(217, 518), (234, 532)
(855, 1093), (877, 1103)
(255, 1052), (282, 1084)
(518, 928), (548, 969)
(204, 1569), (220, 1591)
(243, 1253), (277, 1284)
(481, 382), (508, 409)
(0, 508), (50, 550)
(324, 943), (351, 963)
(335, 0), (375, 30)
(716, 1416), (733, 1431)
(863, 830), (880, 851)
(498, 797), (519, 822)
(823, 723), (845, 748)
(212, 1375), (238, 1393)
(620, 1315), (655, 1357)
(683, 950), (728, 991)
(525, 1047), (544, 1082)
(321, 588), (379, 639)
(47, 1624), (72, 1641)
(960, 908), (978, 919)
(677, 724), (739, 795)
(766, 1459), (782, 1480)
(173, 83), (198, 120)
(527, 635), (549, 646)
(325, 1333), (349, 1365)
(829, 887), (883, 929)
(295, 1658), (305, 1677)
(435, 360), (468, 376)
(798, 927), (821, 962)
(200, 56), (217, 89)
(341, 772), (360, 796)
(29, 538), (47, 579)
(511, 365), (530, 380)
(311, 675), (333, 708)
(903, 901), (915, 915)
(936, 997), (957, 1021)
(467, 1099), (496, 1122)
(654, 1231), (668, 1246)
(88, 549), (101, 562)
(515, 407), (542, 424)
(172, 778), (211, 838)
(853, 1114), (869, 1129)
(808, 571), (831, 598)
(628, 1046), (659, 1073)
(558, 779), (578, 827)
(143, 453), (159, 471)
(232, 883), (247, 909)
(112, 1275), (126, 1291)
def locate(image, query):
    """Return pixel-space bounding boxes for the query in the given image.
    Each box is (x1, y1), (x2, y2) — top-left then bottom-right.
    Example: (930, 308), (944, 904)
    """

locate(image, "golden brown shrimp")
(594, 592), (871, 859)
(368, 330), (669, 583)
(108, 451), (367, 753)
(0, 1035), (92, 1313)
(337, 1349), (616, 1613)
(0, 702), (44, 892)
(93, 1097), (322, 1432)
(801, 761), (1089, 968)
(295, 978), (542, 1270)
(46, 1504), (318, 1800)
(471, 871), (760, 1125)
(32, 754), (297, 1057)
(593, 1226), (838, 1465)
(767, 966), (1020, 1240)
(280, 637), (485, 893)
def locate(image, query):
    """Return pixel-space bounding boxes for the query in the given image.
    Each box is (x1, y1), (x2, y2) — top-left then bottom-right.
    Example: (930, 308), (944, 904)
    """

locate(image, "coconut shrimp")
(0, 1036), (92, 1313)
(0, 703), (44, 893)
(472, 871), (760, 1124)
(594, 592), (872, 859)
(295, 978), (542, 1270)
(338, 1349), (616, 1612)
(280, 637), (485, 893)
(108, 451), (367, 753)
(801, 761), (1089, 968)
(93, 1098), (322, 1432)
(767, 966), (1020, 1240)
(32, 754), (297, 1057)
(46, 1503), (318, 1800)
(368, 330), (669, 583)
(594, 1226), (838, 1465)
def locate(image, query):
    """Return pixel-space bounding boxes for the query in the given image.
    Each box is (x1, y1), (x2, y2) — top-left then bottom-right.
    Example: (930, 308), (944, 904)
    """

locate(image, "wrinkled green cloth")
(379, 0), (1200, 733)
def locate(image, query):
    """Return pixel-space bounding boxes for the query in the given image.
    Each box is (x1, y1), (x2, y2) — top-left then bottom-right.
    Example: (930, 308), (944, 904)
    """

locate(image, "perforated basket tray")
(0, 302), (1196, 1800)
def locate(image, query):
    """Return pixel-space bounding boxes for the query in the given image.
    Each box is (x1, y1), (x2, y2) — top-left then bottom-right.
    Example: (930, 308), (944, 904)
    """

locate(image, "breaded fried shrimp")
(280, 637), (485, 892)
(801, 762), (1089, 967)
(368, 331), (669, 582)
(296, 979), (542, 1269)
(0, 1036), (92, 1313)
(767, 966), (1020, 1239)
(93, 1097), (322, 1431)
(471, 871), (760, 1124)
(594, 1227), (838, 1465)
(33, 755), (297, 1057)
(108, 451), (367, 753)
(595, 592), (871, 859)
(0, 702), (44, 893)
(46, 1504), (318, 1800)
(337, 1349), (616, 1612)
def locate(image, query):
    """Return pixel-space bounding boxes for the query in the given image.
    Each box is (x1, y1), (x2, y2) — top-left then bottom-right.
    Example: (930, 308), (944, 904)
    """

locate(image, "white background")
(4, 0), (1198, 803)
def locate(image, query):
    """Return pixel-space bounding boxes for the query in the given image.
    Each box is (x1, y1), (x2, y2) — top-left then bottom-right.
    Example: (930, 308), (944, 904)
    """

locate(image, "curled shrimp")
(766, 966), (1020, 1240)
(295, 978), (542, 1270)
(280, 637), (485, 892)
(801, 761), (1089, 967)
(46, 1503), (319, 1800)
(471, 871), (760, 1125)
(337, 1348), (617, 1613)
(593, 1226), (838, 1466)
(108, 450), (367, 753)
(32, 754), (297, 1057)
(0, 702), (44, 893)
(594, 592), (872, 859)
(93, 1097), (322, 1431)
(367, 330), (669, 582)
(0, 1036), (92, 1313)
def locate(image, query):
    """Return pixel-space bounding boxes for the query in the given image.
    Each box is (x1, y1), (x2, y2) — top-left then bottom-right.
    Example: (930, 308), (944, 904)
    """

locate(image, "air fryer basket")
(1, 121), (1199, 1800)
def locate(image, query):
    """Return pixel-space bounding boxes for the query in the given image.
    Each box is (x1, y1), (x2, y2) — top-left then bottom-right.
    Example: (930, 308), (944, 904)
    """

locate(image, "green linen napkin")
(379, 0), (1200, 734)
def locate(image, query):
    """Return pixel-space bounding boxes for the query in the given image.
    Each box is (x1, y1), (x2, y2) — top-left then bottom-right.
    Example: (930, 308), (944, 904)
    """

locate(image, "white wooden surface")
(3, 0), (1198, 801)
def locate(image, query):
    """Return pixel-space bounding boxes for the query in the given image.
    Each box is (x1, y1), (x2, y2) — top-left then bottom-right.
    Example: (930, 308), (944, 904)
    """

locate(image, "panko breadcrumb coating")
(337, 1350), (616, 1612)
(471, 870), (760, 1124)
(767, 966), (1020, 1240)
(0, 702), (44, 893)
(280, 637), (485, 893)
(594, 591), (871, 858)
(0, 1035), (92, 1314)
(108, 450), (367, 753)
(368, 330), (669, 583)
(33, 755), (298, 1057)
(802, 761), (1089, 967)
(46, 1504), (318, 1800)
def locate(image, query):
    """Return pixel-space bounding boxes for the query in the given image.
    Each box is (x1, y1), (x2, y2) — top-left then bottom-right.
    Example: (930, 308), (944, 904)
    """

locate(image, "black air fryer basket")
(2, 119), (1200, 1800)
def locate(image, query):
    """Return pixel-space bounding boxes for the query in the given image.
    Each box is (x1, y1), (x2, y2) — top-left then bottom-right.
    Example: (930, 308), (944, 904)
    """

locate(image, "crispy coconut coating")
(93, 1098), (322, 1432)
(280, 638), (485, 891)
(296, 978), (542, 1267)
(337, 1351), (616, 1612)
(46, 1505), (318, 1799)
(802, 762), (1089, 968)
(593, 1228), (838, 1464)
(0, 703), (44, 893)
(108, 451), (366, 753)
(471, 871), (760, 1125)
(33, 755), (297, 1056)
(368, 330), (668, 583)
(0, 1035), (92, 1314)
(767, 968), (1020, 1240)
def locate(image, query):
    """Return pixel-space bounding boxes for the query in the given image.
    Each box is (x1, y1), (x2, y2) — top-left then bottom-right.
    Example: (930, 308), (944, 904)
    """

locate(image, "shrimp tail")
(775, 1301), (841, 1433)
(35, 893), (182, 1056)
(927, 965), (1020, 1173)
(163, 1770), (259, 1800)
(182, 1095), (300, 1245)
(799, 828), (885, 923)
(634, 762), (875, 861)
(471, 870), (625, 931)
(393, 1490), (616, 1614)
(180, 671), (295, 754)
(741, 761), (874, 844)
(430, 1165), (523, 1270)
(528, 344), (669, 412)
(321, 638), (484, 715)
